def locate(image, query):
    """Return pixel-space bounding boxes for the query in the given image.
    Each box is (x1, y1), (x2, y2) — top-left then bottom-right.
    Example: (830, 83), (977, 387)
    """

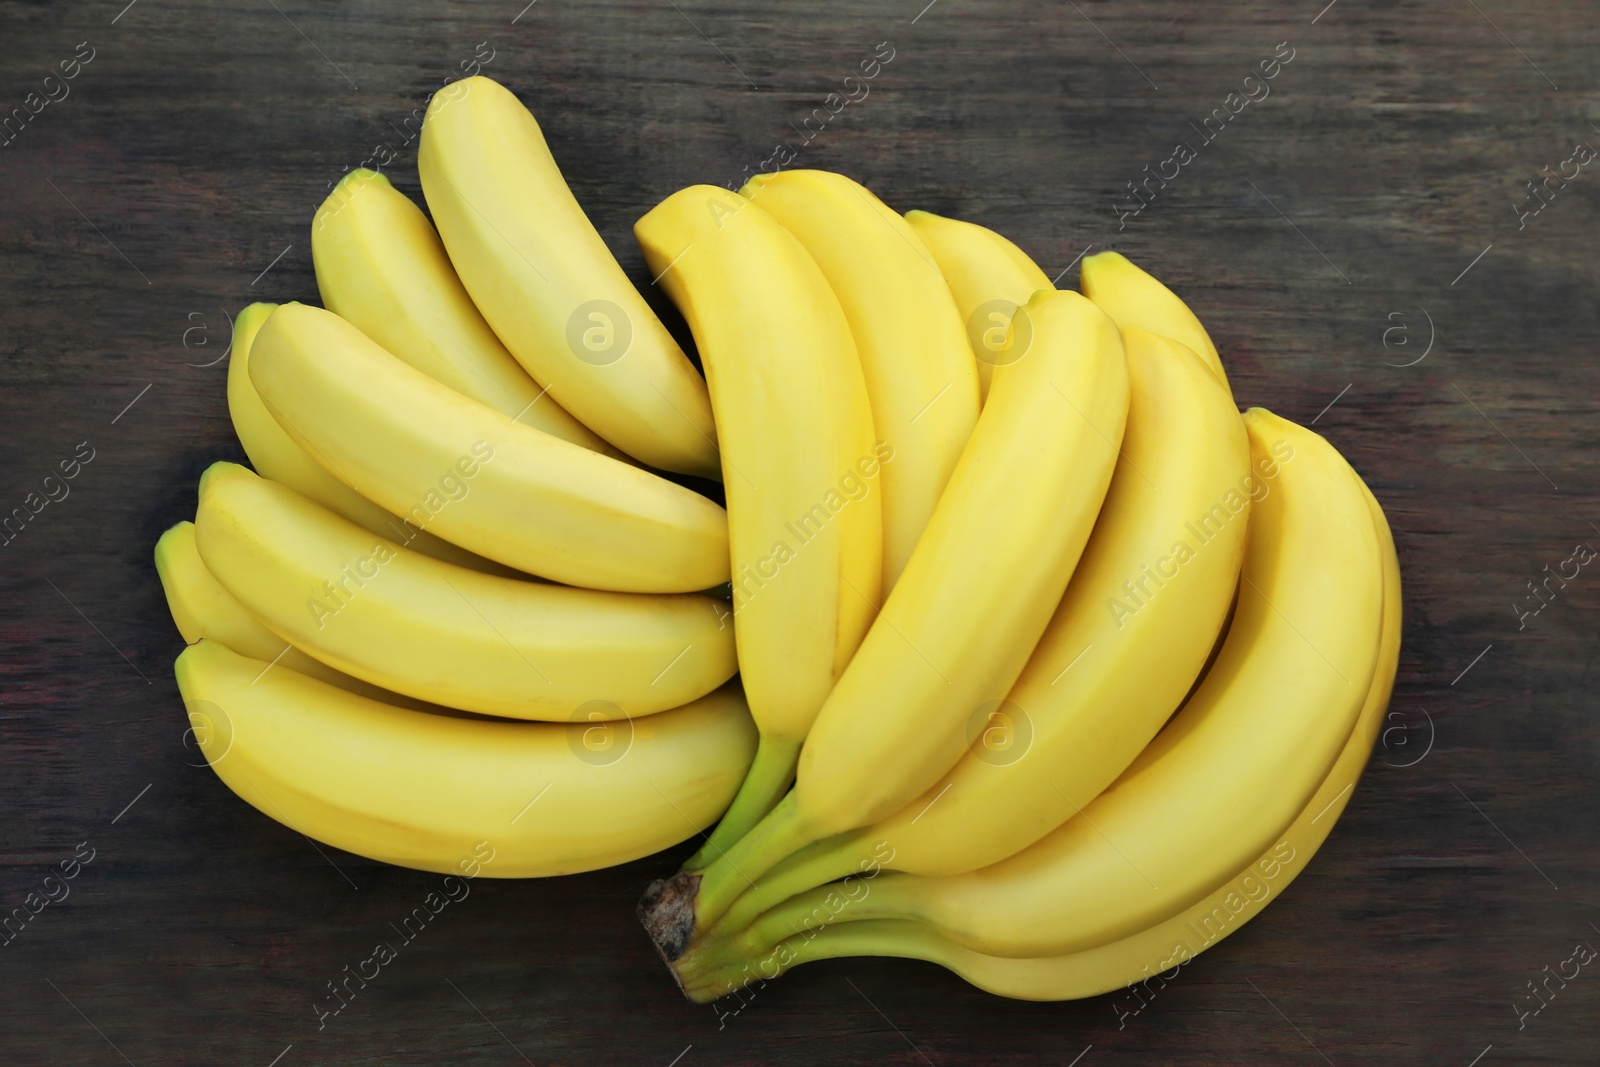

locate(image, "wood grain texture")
(2, 0), (1597, 1063)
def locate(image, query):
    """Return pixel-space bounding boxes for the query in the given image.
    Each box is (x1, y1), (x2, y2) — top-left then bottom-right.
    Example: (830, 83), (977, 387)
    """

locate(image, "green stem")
(676, 870), (907, 984)
(680, 735), (802, 873)
(691, 790), (817, 934)
(680, 920), (949, 1004)
(706, 828), (870, 937)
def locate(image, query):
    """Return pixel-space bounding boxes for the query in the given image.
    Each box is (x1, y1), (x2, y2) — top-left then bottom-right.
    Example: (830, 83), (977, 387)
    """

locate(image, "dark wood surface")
(3, 1), (1597, 1063)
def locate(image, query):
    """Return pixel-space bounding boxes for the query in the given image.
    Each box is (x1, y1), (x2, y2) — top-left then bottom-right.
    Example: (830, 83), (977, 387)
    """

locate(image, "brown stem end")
(638, 872), (702, 965)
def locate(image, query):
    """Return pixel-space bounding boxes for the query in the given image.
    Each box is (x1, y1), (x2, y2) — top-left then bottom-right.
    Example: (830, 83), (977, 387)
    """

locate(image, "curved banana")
(155, 519), (442, 710)
(903, 210), (1052, 404)
(194, 462), (736, 721)
(645, 289), (1129, 952)
(226, 302), (508, 575)
(248, 302), (730, 593)
(704, 329), (1250, 938)
(678, 476), (1400, 1002)
(635, 184), (882, 863)
(311, 168), (617, 456)
(1080, 251), (1230, 394)
(710, 408), (1383, 962)
(175, 640), (758, 878)
(416, 75), (719, 478)
(743, 171), (980, 592)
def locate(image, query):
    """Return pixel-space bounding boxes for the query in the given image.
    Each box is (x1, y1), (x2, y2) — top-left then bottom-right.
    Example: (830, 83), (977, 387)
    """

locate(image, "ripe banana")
(705, 408), (1383, 963)
(903, 210), (1052, 405)
(311, 168), (617, 457)
(743, 171), (980, 593)
(227, 302), (509, 575)
(645, 289), (1130, 952)
(679, 476), (1400, 1002)
(194, 461), (737, 720)
(248, 302), (730, 593)
(176, 639), (758, 877)
(635, 184), (882, 865)
(416, 75), (720, 478)
(703, 328), (1250, 939)
(1080, 251), (1229, 394)
(155, 519), (442, 711)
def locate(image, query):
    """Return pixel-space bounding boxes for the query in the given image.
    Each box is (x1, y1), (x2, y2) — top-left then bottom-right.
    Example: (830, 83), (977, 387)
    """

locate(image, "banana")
(699, 408), (1383, 964)
(1079, 251), (1230, 394)
(155, 519), (443, 710)
(678, 475), (1400, 1002)
(416, 75), (719, 478)
(226, 302), (509, 575)
(194, 461), (737, 721)
(702, 328), (1250, 938)
(903, 210), (1052, 405)
(634, 184), (882, 864)
(742, 171), (980, 592)
(248, 302), (730, 593)
(176, 640), (758, 877)
(311, 168), (617, 457)
(642, 289), (1130, 954)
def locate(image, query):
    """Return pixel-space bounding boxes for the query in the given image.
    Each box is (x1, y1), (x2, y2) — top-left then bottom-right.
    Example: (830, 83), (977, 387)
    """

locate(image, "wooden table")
(3, 1), (1595, 1063)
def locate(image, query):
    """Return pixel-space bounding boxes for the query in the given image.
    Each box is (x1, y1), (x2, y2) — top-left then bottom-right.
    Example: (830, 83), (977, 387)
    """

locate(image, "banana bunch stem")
(679, 736), (801, 870)
(678, 921), (935, 1004)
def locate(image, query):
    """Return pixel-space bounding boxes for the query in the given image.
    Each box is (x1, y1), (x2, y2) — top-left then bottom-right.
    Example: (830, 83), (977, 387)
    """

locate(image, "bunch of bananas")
(155, 74), (1400, 1003)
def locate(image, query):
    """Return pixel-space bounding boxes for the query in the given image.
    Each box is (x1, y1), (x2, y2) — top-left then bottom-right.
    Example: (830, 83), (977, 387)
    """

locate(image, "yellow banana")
(678, 474), (1400, 1002)
(226, 302), (507, 575)
(708, 408), (1383, 962)
(703, 329), (1250, 938)
(1080, 251), (1229, 394)
(311, 168), (617, 456)
(644, 289), (1130, 954)
(193, 462), (736, 721)
(903, 210), (1052, 404)
(634, 185), (881, 864)
(416, 75), (719, 478)
(176, 640), (757, 877)
(248, 302), (730, 593)
(742, 171), (980, 592)
(155, 519), (441, 710)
